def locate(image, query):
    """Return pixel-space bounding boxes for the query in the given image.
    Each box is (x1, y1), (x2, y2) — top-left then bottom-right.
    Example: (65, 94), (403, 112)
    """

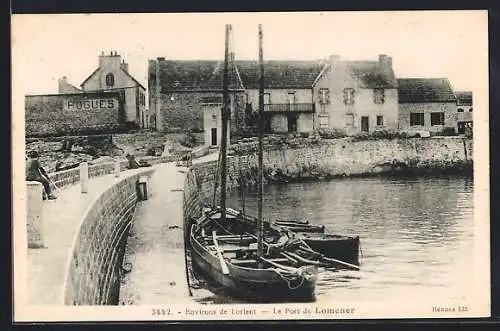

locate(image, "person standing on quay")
(25, 151), (57, 200)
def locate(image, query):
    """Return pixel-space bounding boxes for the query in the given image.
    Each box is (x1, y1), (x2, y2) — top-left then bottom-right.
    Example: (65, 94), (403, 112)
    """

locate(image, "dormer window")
(106, 73), (115, 87)
(343, 88), (355, 105)
(373, 88), (385, 104)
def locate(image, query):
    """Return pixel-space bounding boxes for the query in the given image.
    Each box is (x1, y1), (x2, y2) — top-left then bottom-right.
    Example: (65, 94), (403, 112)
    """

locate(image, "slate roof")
(152, 59), (325, 91)
(153, 60), (245, 92)
(397, 78), (456, 103)
(237, 60), (325, 89)
(455, 91), (473, 106)
(343, 61), (398, 88)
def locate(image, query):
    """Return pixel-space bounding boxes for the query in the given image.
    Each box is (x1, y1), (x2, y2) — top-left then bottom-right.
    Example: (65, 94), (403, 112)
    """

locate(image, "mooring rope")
(271, 265), (315, 290)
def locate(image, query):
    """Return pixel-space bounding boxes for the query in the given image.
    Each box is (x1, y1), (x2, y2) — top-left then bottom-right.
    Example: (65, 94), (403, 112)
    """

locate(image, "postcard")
(12, 10), (490, 322)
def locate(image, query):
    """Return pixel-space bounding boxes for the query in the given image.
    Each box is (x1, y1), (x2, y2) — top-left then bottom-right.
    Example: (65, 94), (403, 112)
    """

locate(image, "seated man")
(26, 151), (57, 200)
(126, 153), (151, 169)
(126, 154), (140, 169)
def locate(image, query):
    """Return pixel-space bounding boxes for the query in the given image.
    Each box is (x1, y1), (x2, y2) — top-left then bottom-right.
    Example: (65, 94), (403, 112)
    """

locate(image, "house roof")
(397, 78), (456, 103)
(343, 61), (398, 88)
(80, 68), (146, 90)
(237, 60), (325, 89)
(154, 60), (245, 92)
(456, 91), (473, 106)
(152, 59), (325, 91)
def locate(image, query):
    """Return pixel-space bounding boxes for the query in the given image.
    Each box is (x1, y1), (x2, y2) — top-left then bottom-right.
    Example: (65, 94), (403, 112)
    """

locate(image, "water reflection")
(190, 175), (474, 303)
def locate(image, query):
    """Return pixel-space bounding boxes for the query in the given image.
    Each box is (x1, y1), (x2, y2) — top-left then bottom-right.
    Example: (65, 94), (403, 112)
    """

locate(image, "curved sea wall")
(63, 168), (154, 305)
(183, 137), (473, 223)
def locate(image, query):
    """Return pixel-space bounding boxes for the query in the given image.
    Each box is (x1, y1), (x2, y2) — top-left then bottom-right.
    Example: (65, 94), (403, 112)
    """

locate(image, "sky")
(12, 11), (488, 97)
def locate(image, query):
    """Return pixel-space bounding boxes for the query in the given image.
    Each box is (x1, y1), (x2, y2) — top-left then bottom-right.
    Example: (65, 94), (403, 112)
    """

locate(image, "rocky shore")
(25, 132), (204, 173)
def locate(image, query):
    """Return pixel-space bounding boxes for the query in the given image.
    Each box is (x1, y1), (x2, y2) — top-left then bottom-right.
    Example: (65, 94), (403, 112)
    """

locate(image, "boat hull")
(299, 233), (360, 265)
(189, 222), (317, 302)
(232, 213), (360, 265)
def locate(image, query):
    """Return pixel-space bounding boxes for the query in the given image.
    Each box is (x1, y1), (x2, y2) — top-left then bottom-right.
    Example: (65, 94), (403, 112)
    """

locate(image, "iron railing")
(263, 103), (315, 113)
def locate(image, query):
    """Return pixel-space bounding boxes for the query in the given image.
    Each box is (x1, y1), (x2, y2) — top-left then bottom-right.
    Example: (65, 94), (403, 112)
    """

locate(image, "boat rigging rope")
(272, 265), (317, 290)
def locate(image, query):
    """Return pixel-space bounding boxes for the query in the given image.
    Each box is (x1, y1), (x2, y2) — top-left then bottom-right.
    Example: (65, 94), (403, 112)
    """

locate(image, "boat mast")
(219, 24), (231, 223)
(257, 24), (265, 260)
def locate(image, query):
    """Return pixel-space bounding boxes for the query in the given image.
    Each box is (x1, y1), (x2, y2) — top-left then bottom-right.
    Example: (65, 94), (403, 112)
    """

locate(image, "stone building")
(80, 51), (148, 129)
(455, 91), (473, 134)
(237, 60), (323, 133)
(149, 58), (323, 135)
(148, 56), (245, 146)
(312, 54), (399, 134)
(149, 52), (470, 139)
(397, 78), (457, 134)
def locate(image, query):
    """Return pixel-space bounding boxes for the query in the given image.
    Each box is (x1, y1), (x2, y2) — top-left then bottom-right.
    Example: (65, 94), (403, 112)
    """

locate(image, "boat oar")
(212, 231), (230, 275)
(259, 256), (297, 272)
(282, 251), (320, 266)
(298, 244), (360, 270)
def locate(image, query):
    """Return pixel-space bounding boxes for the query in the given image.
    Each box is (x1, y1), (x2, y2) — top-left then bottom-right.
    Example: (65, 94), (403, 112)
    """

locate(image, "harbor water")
(189, 175), (474, 304)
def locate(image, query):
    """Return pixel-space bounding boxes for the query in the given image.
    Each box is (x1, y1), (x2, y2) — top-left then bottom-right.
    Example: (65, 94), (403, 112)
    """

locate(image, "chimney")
(379, 54), (393, 71)
(157, 57), (165, 62)
(99, 51), (105, 67)
(329, 54), (341, 69)
(120, 59), (129, 72)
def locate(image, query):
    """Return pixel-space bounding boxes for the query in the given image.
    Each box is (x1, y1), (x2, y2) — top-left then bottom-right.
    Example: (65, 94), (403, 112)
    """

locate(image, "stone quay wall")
(183, 137), (473, 227)
(63, 168), (154, 305)
(47, 155), (179, 190)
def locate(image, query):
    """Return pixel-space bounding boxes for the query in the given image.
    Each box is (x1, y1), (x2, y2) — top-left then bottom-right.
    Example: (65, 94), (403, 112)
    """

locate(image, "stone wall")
(47, 160), (129, 190)
(183, 137), (473, 227)
(63, 168), (155, 305)
(25, 92), (126, 137)
(154, 91), (246, 134)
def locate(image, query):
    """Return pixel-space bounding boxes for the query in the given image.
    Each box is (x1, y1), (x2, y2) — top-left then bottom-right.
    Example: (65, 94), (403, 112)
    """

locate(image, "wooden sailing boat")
(189, 24), (318, 302)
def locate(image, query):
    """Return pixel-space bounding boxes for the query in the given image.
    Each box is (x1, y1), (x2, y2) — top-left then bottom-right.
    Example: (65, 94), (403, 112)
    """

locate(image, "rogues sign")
(64, 98), (119, 111)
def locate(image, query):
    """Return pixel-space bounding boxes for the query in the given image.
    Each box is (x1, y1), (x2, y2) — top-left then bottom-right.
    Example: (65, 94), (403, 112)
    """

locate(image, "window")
(343, 88), (355, 105)
(318, 114), (329, 128)
(345, 114), (354, 126)
(457, 108), (464, 112)
(373, 88), (385, 104)
(469, 108), (473, 112)
(264, 93), (271, 104)
(376, 115), (384, 126)
(431, 112), (445, 126)
(319, 88), (330, 105)
(410, 112), (424, 126)
(105, 73), (115, 87)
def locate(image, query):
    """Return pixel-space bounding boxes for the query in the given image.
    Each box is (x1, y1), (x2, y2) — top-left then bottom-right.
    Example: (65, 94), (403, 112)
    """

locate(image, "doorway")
(361, 116), (369, 132)
(288, 113), (298, 132)
(211, 128), (217, 146)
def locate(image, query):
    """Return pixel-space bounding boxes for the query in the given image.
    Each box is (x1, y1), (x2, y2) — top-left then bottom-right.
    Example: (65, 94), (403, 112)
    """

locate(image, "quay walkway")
(119, 153), (218, 305)
(23, 151), (218, 306)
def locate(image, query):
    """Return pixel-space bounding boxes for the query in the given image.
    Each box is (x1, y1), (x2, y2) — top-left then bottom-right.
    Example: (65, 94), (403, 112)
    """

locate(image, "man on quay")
(25, 150), (57, 200)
